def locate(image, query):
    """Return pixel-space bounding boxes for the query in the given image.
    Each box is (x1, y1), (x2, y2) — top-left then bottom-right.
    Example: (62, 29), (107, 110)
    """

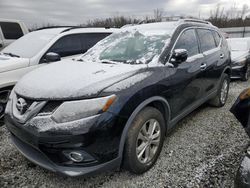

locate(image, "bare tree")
(154, 8), (163, 22)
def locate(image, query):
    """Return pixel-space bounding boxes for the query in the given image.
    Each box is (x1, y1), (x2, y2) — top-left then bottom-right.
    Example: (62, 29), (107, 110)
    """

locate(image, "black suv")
(5, 19), (231, 176)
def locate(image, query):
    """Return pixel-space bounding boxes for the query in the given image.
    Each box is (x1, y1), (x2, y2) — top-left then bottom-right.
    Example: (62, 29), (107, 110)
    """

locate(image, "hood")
(15, 60), (147, 100)
(0, 55), (29, 73)
(231, 51), (248, 62)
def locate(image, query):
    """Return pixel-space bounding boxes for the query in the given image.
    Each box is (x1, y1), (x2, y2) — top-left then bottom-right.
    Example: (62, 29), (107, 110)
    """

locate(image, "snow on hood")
(0, 54), (29, 73)
(15, 60), (147, 99)
(231, 51), (248, 61)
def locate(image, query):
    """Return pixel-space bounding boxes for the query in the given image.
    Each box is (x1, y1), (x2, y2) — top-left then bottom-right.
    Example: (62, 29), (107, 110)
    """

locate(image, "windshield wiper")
(3, 53), (20, 58)
(100, 60), (118, 64)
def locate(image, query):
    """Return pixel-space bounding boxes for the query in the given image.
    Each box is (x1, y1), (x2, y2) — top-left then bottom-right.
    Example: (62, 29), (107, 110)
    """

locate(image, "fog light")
(68, 152), (84, 162)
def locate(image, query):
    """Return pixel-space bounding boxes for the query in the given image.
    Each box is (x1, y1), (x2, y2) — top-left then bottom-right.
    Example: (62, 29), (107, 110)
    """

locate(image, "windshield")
(228, 40), (249, 51)
(80, 29), (171, 64)
(2, 31), (56, 58)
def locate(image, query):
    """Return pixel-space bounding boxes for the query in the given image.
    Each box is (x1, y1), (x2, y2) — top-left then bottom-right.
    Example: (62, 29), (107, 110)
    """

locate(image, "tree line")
(30, 4), (250, 30)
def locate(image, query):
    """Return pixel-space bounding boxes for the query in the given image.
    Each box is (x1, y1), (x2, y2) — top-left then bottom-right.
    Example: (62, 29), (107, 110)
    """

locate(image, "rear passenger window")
(0, 22), (24, 39)
(174, 29), (199, 57)
(213, 31), (221, 47)
(49, 35), (82, 57)
(80, 33), (110, 53)
(197, 29), (216, 52)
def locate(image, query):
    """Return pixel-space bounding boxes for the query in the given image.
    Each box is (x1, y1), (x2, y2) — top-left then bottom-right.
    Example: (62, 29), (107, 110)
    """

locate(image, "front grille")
(39, 101), (62, 114)
(13, 94), (47, 123)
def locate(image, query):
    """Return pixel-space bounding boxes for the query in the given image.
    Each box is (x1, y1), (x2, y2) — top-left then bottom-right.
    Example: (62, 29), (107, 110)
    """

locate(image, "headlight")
(239, 88), (250, 101)
(5, 89), (15, 114)
(52, 95), (116, 123)
(233, 58), (246, 66)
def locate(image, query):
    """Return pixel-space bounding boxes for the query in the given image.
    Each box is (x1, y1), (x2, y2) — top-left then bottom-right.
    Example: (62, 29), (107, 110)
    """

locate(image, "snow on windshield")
(80, 28), (172, 64)
(227, 39), (249, 51)
(2, 31), (56, 58)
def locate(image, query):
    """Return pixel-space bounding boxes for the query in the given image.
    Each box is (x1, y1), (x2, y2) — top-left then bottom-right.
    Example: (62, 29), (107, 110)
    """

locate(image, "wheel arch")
(117, 96), (171, 161)
(223, 66), (231, 77)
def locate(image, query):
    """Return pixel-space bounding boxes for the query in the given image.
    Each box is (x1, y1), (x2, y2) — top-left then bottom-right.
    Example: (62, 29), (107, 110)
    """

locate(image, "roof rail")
(60, 26), (112, 33)
(36, 26), (75, 31)
(60, 26), (87, 33)
(181, 19), (212, 25)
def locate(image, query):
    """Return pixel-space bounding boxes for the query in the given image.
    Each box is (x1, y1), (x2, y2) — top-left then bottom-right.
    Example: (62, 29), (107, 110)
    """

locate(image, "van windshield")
(2, 31), (56, 58)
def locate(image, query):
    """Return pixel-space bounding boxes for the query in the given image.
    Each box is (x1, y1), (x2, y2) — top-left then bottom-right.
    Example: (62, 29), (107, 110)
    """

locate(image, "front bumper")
(231, 64), (247, 79)
(5, 111), (122, 176)
(10, 134), (120, 177)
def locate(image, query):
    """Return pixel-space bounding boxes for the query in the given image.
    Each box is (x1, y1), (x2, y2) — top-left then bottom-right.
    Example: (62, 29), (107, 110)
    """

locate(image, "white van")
(0, 19), (29, 50)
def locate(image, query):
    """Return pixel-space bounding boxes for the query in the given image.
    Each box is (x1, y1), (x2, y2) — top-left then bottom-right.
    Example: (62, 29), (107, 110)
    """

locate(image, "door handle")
(200, 63), (207, 71)
(220, 54), (225, 59)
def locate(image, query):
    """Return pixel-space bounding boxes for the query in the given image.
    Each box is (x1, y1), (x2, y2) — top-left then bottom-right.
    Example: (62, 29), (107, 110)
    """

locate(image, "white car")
(227, 38), (250, 80)
(0, 19), (29, 50)
(0, 27), (118, 121)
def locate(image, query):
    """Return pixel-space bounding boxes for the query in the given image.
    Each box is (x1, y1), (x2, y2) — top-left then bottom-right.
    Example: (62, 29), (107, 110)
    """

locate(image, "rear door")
(196, 28), (222, 95)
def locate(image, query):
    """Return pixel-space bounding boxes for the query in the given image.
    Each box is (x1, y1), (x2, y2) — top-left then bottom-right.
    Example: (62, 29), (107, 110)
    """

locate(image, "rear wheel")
(208, 74), (230, 107)
(123, 107), (166, 174)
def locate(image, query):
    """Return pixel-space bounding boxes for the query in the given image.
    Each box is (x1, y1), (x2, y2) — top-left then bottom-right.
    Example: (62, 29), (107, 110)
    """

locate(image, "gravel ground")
(0, 80), (249, 188)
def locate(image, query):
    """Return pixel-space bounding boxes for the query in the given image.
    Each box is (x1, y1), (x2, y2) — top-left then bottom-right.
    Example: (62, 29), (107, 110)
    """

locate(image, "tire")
(208, 73), (230, 107)
(0, 103), (4, 126)
(0, 89), (12, 126)
(241, 64), (249, 81)
(123, 107), (166, 174)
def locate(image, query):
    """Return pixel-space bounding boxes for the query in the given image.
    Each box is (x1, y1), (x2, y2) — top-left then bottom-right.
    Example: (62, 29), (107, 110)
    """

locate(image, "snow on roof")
(121, 22), (179, 36)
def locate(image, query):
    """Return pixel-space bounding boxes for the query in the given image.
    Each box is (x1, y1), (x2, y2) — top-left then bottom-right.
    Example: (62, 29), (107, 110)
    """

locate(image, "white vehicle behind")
(0, 26), (118, 122)
(0, 19), (29, 50)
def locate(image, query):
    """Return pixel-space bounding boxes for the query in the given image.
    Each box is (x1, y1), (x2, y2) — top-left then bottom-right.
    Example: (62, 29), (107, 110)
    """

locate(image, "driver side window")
(174, 29), (199, 57)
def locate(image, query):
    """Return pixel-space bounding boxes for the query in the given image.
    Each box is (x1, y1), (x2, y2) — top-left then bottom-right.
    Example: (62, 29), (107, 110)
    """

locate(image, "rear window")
(0, 22), (24, 40)
(197, 29), (217, 52)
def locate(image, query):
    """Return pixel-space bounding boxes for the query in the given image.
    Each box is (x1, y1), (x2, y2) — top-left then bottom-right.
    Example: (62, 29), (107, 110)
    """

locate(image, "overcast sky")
(0, 0), (250, 28)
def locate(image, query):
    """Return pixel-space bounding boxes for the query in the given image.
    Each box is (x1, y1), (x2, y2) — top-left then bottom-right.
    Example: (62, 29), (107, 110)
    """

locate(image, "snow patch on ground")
(186, 154), (224, 187)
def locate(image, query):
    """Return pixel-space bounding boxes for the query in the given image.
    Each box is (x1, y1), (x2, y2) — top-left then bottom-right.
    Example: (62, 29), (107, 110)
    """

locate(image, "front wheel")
(241, 64), (249, 81)
(0, 89), (12, 126)
(208, 74), (230, 107)
(123, 107), (166, 174)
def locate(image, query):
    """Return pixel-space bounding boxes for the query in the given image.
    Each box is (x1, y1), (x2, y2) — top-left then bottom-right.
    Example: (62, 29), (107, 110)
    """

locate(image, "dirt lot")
(0, 80), (249, 188)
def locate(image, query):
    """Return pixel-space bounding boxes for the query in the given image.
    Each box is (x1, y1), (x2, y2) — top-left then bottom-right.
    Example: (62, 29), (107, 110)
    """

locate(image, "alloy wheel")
(220, 79), (228, 104)
(136, 119), (161, 164)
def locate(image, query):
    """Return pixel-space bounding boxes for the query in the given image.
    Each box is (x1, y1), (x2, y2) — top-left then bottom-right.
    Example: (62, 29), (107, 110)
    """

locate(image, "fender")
(215, 65), (231, 89)
(222, 65), (231, 76)
(117, 96), (171, 159)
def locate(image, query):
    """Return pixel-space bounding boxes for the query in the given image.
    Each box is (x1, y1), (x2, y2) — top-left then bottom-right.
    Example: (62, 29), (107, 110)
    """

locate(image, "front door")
(164, 28), (206, 119)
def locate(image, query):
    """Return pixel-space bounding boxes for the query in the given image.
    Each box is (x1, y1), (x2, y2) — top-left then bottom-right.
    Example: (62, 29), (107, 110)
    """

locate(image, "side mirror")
(45, 52), (61, 63)
(171, 49), (188, 65)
